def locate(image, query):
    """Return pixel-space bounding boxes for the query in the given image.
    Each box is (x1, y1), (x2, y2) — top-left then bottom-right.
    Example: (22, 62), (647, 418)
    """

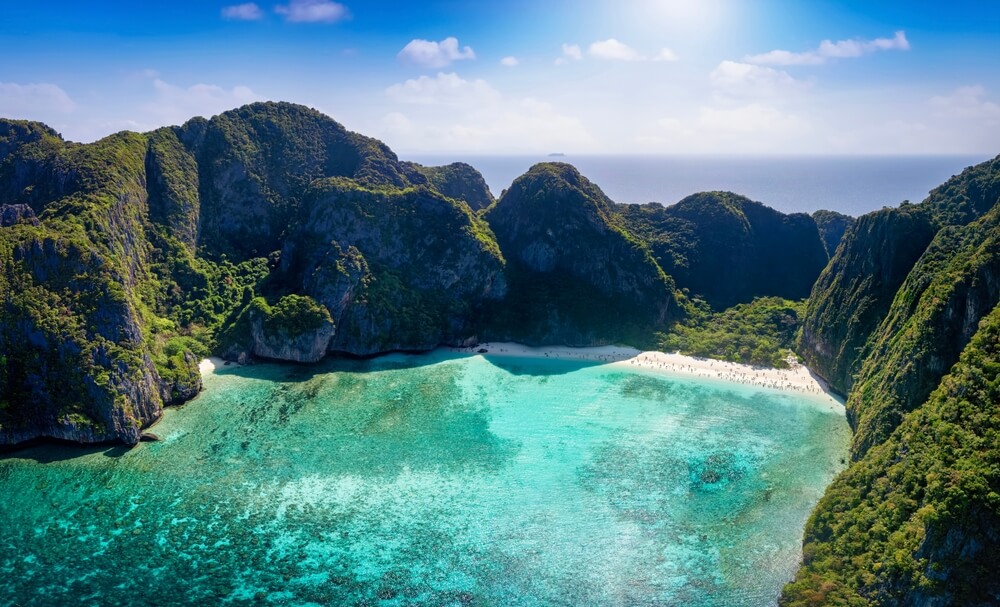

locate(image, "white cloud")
(930, 85), (1000, 120)
(710, 60), (799, 98)
(697, 104), (809, 134)
(500, 56), (519, 67)
(144, 79), (262, 124)
(0, 82), (76, 116)
(589, 38), (644, 61)
(385, 72), (500, 107)
(555, 43), (583, 65)
(382, 74), (592, 153)
(645, 104), (811, 152)
(397, 37), (475, 69)
(653, 48), (679, 62)
(274, 0), (348, 23)
(583, 39), (680, 62)
(221, 3), (263, 20)
(745, 31), (910, 65)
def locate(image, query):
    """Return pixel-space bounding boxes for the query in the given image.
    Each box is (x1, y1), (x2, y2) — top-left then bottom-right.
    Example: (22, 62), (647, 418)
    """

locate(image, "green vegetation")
(251, 294), (332, 339)
(812, 209), (855, 257)
(618, 192), (829, 309)
(659, 297), (805, 368)
(483, 163), (678, 346)
(797, 204), (938, 395)
(401, 161), (495, 210)
(782, 304), (1000, 607)
(785, 154), (1000, 603)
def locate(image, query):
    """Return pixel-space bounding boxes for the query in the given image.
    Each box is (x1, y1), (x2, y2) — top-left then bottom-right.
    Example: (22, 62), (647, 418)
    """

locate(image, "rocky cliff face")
(811, 209), (855, 257)
(282, 180), (506, 355)
(797, 205), (938, 394)
(484, 163), (678, 346)
(618, 192), (829, 309)
(782, 154), (1000, 605)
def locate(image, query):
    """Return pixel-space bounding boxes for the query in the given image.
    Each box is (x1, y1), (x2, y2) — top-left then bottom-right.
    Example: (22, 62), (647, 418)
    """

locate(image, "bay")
(0, 351), (849, 606)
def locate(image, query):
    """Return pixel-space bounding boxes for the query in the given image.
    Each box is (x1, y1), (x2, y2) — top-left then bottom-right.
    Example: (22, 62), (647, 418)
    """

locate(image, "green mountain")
(783, 155), (1000, 605)
(618, 192), (830, 309)
(0, 103), (506, 445)
(483, 162), (679, 346)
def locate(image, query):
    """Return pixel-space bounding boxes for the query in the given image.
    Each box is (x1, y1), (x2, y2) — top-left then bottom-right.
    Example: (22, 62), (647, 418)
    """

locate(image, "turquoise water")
(0, 352), (850, 606)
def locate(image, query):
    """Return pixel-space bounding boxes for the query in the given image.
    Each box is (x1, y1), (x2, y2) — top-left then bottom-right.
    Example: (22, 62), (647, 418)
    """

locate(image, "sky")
(1, 0), (999, 155)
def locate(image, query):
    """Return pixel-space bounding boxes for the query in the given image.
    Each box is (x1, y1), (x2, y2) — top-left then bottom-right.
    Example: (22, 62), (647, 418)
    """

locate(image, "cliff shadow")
(0, 440), (132, 463)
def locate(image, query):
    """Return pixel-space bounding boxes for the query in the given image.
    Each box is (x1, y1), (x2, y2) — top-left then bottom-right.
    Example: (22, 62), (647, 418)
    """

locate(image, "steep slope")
(812, 209), (855, 257)
(483, 163), (678, 346)
(401, 161), (495, 210)
(0, 131), (179, 445)
(618, 192), (829, 309)
(784, 154), (1000, 603)
(782, 305), (1000, 607)
(847, 204), (1000, 458)
(799, 156), (1000, 396)
(797, 205), (938, 394)
(187, 101), (409, 259)
(270, 179), (505, 356)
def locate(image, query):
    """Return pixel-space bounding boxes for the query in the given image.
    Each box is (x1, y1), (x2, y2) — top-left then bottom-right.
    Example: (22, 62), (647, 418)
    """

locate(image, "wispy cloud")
(274, 0), (348, 23)
(555, 43), (582, 65)
(221, 3), (264, 21)
(144, 79), (261, 124)
(745, 31), (909, 65)
(500, 56), (519, 67)
(710, 60), (800, 98)
(397, 37), (475, 69)
(585, 39), (680, 62)
(385, 72), (499, 107)
(930, 85), (1000, 120)
(383, 74), (593, 153)
(589, 39), (644, 61)
(0, 82), (76, 116)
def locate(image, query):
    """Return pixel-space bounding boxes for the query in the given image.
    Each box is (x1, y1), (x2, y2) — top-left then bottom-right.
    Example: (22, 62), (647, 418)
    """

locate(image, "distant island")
(1, 101), (999, 605)
(547, 152), (566, 157)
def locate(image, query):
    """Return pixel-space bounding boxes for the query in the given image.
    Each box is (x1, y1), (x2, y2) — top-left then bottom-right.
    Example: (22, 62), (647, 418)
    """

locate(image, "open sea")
(0, 352), (849, 606)
(404, 154), (991, 216)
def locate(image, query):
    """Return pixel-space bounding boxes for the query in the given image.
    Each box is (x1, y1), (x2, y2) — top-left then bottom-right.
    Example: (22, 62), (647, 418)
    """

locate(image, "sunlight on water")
(0, 351), (850, 606)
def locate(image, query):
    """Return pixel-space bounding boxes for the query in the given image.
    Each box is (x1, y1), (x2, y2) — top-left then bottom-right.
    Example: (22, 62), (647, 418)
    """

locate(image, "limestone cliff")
(483, 163), (678, 346)
(618, 192), (829, 309)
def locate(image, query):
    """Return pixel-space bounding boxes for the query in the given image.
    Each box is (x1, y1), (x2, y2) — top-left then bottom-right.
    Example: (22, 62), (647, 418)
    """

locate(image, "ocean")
(404, 154), (991, 216)
(0, 352), (849, 606)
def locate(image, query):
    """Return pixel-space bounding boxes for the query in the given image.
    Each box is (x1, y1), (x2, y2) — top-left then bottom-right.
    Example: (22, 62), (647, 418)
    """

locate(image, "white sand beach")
(451, 342), (836, 400)
(198, 356), (225, 375)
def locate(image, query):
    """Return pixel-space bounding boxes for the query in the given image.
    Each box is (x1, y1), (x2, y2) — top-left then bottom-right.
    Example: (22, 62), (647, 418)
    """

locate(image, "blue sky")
(1, 0), (998, 154)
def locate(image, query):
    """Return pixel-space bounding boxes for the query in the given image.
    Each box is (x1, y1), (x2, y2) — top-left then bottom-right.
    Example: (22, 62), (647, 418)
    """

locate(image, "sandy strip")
(451, 342), (836, 399)
(198, 356), (225, 375)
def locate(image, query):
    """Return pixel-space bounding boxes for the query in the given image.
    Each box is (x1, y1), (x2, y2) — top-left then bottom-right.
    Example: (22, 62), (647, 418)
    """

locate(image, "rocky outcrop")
(484, 163), (677, 346)
(249, 295), (335, 363)
(0, 204), (38, 227)
(811, 209), (854, 257)
(401, 161), (495, 210)
(281, 180), (506, 355)
(618, 192), (829, 309)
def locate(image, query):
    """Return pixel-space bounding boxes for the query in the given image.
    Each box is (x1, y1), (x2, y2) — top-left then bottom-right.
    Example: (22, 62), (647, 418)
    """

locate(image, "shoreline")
(447, 342), (839, 402)
(200, 342), (839, 403)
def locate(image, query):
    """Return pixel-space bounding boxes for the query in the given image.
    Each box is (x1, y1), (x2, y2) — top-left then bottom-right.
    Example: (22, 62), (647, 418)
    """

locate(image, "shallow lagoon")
(0, 351), (849, 606)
